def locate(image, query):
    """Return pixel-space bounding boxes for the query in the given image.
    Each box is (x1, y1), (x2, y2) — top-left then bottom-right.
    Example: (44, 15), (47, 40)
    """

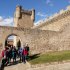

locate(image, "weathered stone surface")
(0, 5), (70, 54)
(14, 5), (35, 28)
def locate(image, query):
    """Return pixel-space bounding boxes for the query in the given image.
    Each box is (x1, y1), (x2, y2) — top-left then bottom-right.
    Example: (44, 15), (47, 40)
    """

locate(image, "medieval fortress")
(0, 5), (70, 54)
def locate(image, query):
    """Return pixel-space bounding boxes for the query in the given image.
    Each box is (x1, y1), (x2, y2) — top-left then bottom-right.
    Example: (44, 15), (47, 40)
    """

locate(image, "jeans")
(22, 55), (26, 63)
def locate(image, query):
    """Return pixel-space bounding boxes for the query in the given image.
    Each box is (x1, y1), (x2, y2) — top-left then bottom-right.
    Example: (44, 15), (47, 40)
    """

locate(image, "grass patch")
(29, 50), (70, 64)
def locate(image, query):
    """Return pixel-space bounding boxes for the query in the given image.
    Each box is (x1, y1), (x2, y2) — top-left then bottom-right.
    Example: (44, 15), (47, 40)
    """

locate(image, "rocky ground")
(4, 62), (30, 70)
(4, 61), (70, 70)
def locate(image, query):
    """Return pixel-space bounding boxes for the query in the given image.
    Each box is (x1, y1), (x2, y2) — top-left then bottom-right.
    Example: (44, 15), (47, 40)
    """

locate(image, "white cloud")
(0, 16), (13, 26)
(34, 20), (43, 25)
(46, 0), (54, 6)
(37, 12), (47, 17)
(34, 18), (47, 25)
(35, 13), (54, 25)
(0, 16), (3, 22)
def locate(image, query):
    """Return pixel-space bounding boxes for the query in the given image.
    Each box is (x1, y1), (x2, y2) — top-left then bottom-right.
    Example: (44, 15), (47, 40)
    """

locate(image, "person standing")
(0, 47), (8, 70)
(22, 46), (27, 63)
(25, 44), (29, 59)
(18, 47), (23, 62)
(12, 46), (17, 63)
(7, 46), (12, 64)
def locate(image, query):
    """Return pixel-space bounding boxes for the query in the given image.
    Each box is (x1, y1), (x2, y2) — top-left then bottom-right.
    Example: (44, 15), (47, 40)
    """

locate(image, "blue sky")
(0, 0), (70, 26)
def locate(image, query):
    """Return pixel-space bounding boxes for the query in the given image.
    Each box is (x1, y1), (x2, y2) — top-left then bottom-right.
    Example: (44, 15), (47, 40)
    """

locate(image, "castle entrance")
(5, 34), (21, 49)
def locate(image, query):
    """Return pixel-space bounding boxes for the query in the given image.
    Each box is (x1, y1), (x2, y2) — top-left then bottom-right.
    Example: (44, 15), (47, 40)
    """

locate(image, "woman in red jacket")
(22, 47), (27, 63)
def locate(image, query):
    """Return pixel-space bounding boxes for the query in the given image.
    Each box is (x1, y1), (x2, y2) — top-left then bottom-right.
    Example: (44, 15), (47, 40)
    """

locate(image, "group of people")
(0, 44), (29, 70)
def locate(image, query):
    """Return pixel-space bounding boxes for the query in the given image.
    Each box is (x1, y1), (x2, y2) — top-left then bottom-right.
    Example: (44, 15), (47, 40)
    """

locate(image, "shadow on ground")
(6, 60), (22, 67)
(0, 54), (40, 70)
(27, 53), (40, 61)
(5, 53), (40, 67)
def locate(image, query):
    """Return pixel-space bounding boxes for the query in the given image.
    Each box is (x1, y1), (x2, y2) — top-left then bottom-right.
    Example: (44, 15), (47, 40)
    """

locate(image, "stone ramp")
(4, 62), (30, 70)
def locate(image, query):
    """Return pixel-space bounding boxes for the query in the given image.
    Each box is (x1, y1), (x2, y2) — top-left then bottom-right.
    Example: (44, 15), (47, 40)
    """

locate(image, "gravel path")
(4, 62), (70, 70)
(4, 62), (30, 70)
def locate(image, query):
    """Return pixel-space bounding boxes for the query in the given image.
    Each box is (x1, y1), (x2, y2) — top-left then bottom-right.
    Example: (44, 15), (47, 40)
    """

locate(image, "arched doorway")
(5, 34), (21, 49)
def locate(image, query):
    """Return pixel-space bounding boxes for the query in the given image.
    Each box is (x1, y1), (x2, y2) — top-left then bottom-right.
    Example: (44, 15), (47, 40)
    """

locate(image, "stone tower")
(14, 5), (35, 28)
(13, 5), (35, 46)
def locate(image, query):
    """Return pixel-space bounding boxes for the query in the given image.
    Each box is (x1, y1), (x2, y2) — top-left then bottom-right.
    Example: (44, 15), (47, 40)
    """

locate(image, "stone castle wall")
(0, 6), (70, 54)
(0, 26), (55, 53)
(0, 23), (70, 54)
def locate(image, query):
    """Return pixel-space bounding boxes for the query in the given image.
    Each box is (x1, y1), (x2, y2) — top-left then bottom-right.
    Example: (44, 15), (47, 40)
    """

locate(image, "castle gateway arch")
(0, 26), (50, 54)
(0, 26), (23, 48)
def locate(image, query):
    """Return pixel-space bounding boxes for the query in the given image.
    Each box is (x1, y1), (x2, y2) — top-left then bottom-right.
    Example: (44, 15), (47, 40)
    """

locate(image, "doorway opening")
(5, 34), (21, 50)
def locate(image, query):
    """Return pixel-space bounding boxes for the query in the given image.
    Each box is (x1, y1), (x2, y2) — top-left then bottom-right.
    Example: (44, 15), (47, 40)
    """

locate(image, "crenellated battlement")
(21, 10), (32, 15)
(14, 5), (35, 28)
(34, 5), (70, 28)
(49, 6), (70, 19)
